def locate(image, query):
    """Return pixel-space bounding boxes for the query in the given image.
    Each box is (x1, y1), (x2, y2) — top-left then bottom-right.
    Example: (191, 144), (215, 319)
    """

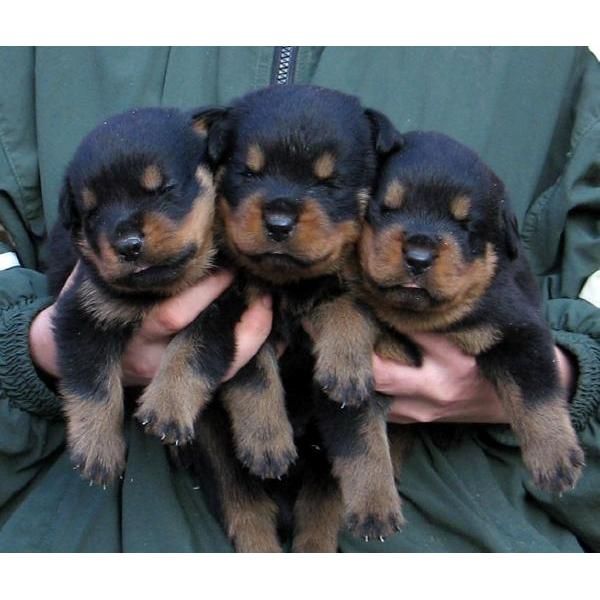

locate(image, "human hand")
(30, 265), (273, 387)
(373, 333), (575, 424)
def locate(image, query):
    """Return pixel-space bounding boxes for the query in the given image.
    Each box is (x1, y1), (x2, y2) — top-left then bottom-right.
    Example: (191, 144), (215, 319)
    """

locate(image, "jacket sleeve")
(517, 50), (600, 549)
(0, 47), (66, 515)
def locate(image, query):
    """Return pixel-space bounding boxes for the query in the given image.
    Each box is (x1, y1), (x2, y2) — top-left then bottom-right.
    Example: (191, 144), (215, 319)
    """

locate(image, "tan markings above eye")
(314, 152), (336, 180)
(383, 179), (405, 210)
(450, 194), (471, 221)
(81, 187), (97, 211)
(140, 164), (164, 192)
(246, 143), (265, 173)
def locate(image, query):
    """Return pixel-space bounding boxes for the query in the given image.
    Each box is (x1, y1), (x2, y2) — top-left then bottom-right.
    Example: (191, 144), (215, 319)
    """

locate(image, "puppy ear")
(189, 106), (231, 165)
(491, 173), (519, 260)
(501, 200), (520, 260)
(58, 176), (79, 232)
(364, 108), (403, 156)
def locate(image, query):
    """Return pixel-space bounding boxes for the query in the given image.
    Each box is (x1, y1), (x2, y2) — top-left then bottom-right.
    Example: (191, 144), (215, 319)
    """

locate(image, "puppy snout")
(264, 200), (298, 241)
(114, 234), (144, 261)
(404, 235), (437, 275)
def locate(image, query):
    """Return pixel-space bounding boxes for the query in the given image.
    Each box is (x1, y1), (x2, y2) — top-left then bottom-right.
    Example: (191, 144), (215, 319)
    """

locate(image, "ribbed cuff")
(0, 296), (63, 419)
(552, 329), (600, 431)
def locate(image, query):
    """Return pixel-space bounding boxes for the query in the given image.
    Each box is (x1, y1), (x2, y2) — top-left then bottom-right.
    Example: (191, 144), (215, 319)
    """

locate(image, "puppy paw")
(345, 490), (405, 541)
(135, 381), (206, 446)
(236, 426), (298, 480)
(70, 438), (126, 487)
(525, 442), (585, 494)
(315, 366), (374, 408)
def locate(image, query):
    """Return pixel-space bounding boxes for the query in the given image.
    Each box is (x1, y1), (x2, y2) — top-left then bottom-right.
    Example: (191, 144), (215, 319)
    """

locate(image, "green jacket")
(0, 47), (598, 552)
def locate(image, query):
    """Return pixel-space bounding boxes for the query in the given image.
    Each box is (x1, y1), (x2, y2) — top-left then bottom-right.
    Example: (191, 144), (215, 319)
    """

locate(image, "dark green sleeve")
(516, 52), (600, 549)
(520, 52), (600, 431)
(0, 266), (61, 418)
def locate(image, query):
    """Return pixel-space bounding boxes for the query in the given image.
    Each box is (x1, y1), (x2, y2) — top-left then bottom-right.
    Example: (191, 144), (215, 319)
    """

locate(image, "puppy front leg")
(479, 330), (585, 494)
(308, 296), (376, 408)
(316, 396), (404, 541)
(220, 342), (297, 479)
(135, 293), (241, 445)
(192, 404), (282, 552)
(54, 293), (129, 485)
(292, 452), (344, 552)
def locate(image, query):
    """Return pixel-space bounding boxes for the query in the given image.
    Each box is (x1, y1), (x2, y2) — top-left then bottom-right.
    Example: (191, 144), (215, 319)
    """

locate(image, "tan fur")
(194, 416), (282, 552)
(450, 194), (471, 221)
(246, 143), (266, 173)
(374, 332), (417, 365)
(357, 188), (370, 217)
(309, 295), (377, 406)
(135, 330), (214, 444)
(62, 361), (126, 484)
(362, 241), (498, 333)
(78, 166), (216, 294)
(140, 164), (164, 191)
(446, 324), (502, 355)
(191, 117), (209, 137)
(78, 278), (145, 329)
(333, 411), (405, 538)
(81, 187), (97, 211)
(293, 476), (343, 552)
(383, 180), (406, 210)
(220, 194), (360, 282)
(77, 232), (122, 283)
(358, 223), (405, 286)
(314, 152), (336, 180)
(220, 344), (297, 478)
(495, 375), (584, 492)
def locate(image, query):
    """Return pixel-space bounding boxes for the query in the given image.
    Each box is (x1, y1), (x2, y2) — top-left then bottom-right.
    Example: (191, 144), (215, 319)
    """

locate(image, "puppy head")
(359, 131), (518, 315)
(198, 85), (401, 282)
(60, 107), (217, 294)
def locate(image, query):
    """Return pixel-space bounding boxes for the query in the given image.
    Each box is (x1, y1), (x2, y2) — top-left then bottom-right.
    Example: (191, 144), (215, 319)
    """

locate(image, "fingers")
(222, 295), (273, 382)
(140, 270), (234, 341)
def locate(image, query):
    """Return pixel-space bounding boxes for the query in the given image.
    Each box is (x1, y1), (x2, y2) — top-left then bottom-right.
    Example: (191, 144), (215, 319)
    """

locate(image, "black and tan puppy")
(356, 130), (585, 494)
(190, 85), (406, 550)
(47, 107), (254, 485)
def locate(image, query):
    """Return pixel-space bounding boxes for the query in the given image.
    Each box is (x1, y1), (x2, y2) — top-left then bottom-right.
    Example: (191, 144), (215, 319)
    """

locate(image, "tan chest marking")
(78, 279), (146, 329)
(445, 325), (502, 355)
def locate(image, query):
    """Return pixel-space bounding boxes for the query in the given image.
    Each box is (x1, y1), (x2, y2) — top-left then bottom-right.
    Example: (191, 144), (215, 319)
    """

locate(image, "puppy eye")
(159, 181), (177, 194)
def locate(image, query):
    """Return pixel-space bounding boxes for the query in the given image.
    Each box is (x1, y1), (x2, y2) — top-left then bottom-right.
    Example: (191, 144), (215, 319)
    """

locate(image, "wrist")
(29, 305), (60, 380)
(555, 345), (577, 402)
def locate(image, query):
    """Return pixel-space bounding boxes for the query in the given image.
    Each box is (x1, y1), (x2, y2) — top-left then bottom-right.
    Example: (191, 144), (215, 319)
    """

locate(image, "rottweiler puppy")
(187, 85), (406, 550)
(355, 130), (585, 494)
(47, 107), (256, 485)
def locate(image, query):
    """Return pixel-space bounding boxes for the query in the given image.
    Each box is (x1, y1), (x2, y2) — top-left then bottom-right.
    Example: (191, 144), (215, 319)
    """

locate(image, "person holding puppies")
(0, 47), (598, 552)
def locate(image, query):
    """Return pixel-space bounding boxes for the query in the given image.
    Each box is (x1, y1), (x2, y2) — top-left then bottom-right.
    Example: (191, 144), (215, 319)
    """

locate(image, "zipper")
(271, 46), (299, 85)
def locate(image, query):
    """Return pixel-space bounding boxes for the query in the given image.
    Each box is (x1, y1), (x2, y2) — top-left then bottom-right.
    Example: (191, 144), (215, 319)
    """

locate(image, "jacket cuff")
(552, 329), (600, 431)
(0, 296), (63, 419)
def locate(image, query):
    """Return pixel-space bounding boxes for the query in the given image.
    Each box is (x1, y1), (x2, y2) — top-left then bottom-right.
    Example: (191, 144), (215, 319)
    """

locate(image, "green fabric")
(0, 46), (598, 553)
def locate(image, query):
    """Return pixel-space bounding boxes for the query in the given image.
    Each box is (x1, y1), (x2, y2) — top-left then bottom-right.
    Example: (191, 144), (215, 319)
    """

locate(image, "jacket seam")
(0, 112), (26, 206)
(521, 116), (600, 256)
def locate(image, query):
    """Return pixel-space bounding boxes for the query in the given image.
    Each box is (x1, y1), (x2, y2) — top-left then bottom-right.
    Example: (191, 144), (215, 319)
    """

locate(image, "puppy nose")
(264, 210), (297, 242)
(115, 235), (144, 261)
(404, 246), (435, 274)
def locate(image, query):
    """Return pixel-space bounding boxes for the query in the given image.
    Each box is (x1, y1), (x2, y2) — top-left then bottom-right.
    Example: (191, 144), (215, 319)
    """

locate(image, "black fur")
(182, 85), (403, 551)
(49, 107), (247, 485)
(358, 130), (585, 495)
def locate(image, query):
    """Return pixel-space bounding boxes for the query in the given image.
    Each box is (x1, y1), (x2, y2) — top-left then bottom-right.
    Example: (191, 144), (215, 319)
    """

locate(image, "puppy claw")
(316, 372), (374, 408)
(346, 498), (406, 541)
(525, 441), (585, 495)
